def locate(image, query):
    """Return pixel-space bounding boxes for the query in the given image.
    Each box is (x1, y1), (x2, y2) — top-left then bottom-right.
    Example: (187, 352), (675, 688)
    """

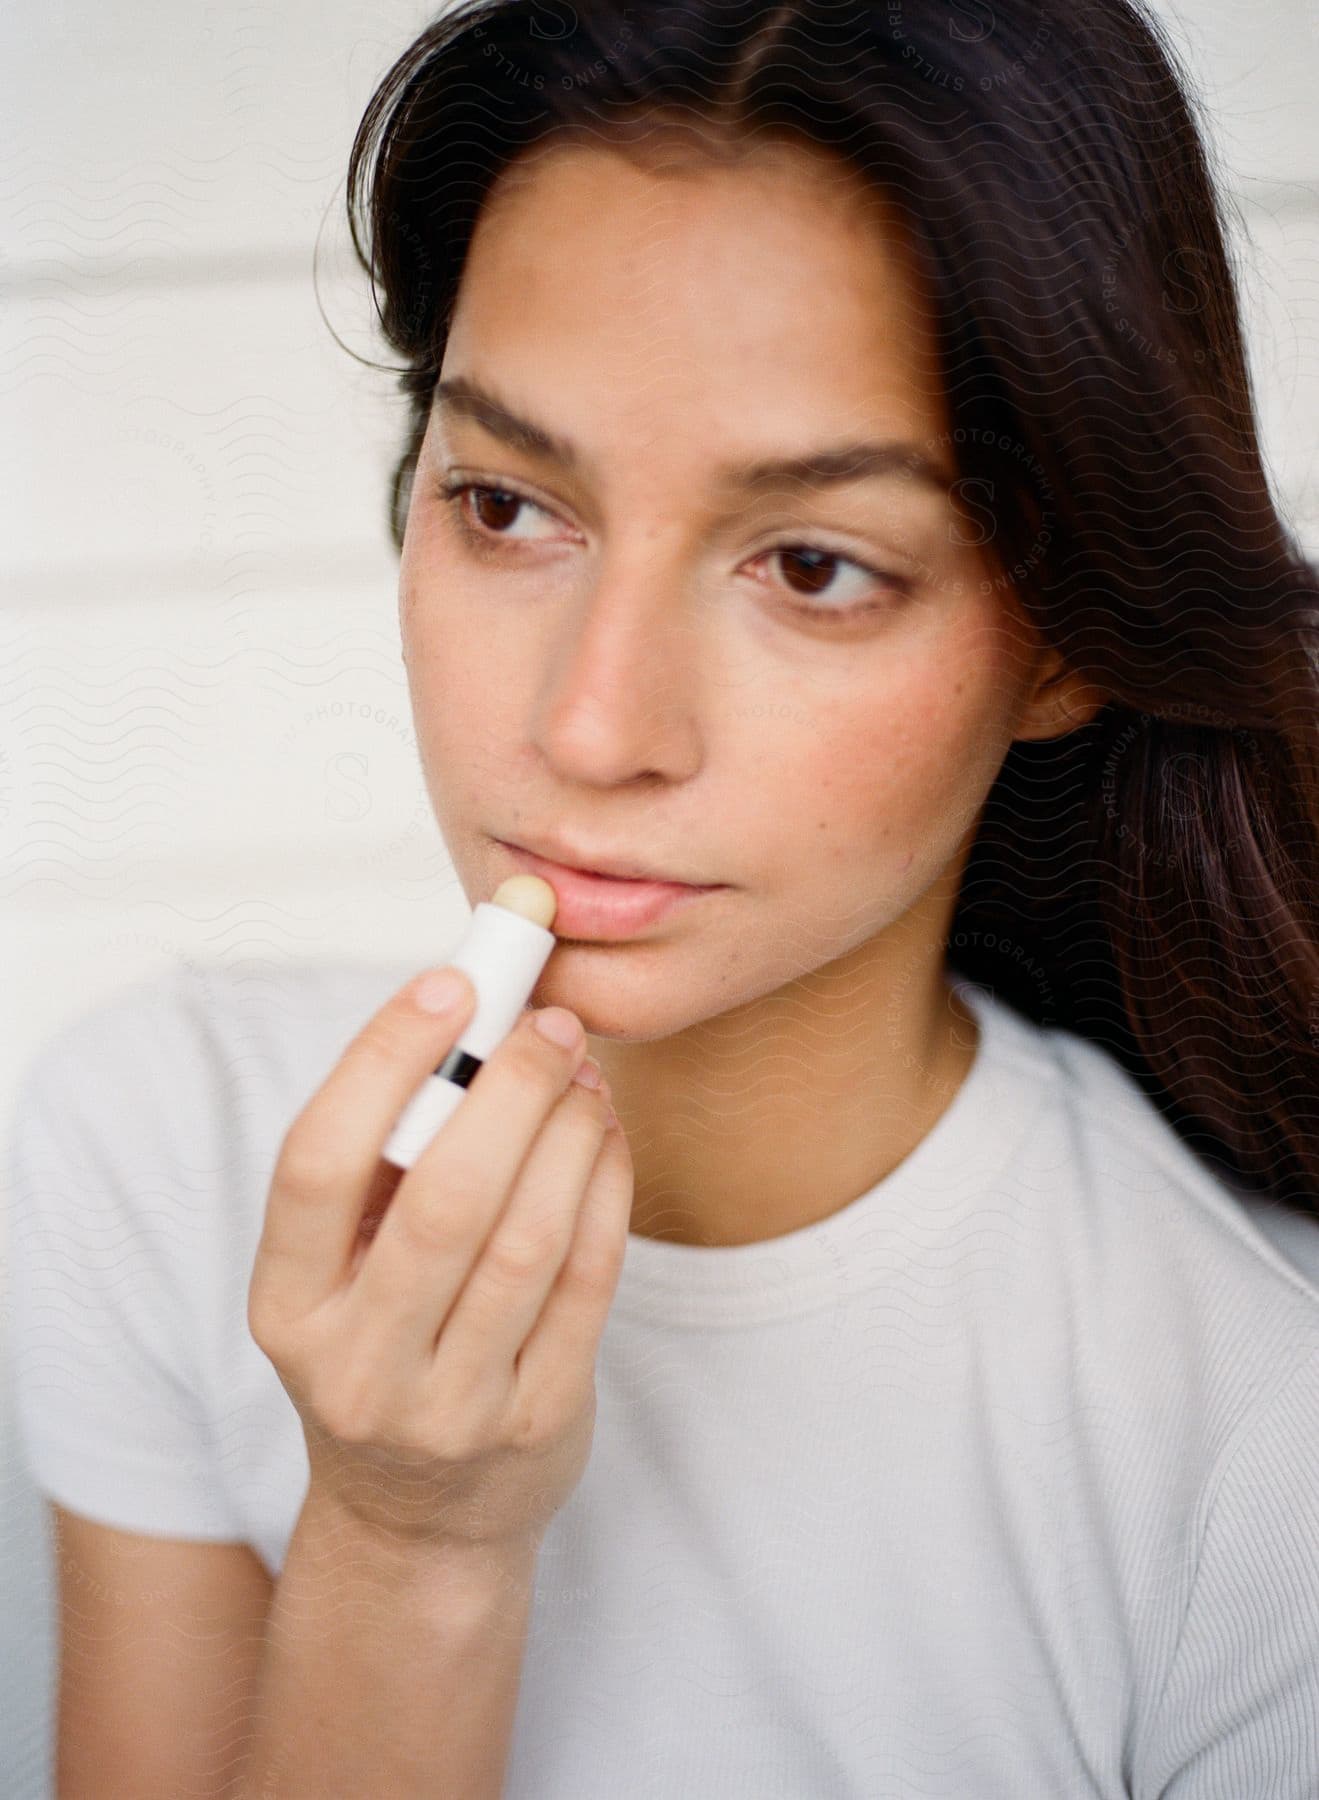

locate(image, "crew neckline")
(610, 976), (1055, 1328)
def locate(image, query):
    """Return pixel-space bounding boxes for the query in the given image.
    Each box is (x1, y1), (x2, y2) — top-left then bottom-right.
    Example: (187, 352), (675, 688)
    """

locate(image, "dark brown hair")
(343, 0), (1319, 1217)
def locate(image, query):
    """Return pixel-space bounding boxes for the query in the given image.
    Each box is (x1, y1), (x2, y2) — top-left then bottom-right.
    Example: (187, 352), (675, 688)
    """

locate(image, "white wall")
(3, 2), (1317, 1793)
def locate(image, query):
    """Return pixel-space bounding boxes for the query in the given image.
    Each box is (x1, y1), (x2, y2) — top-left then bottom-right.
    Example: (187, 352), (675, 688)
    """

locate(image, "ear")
(1012, 647), (1110, 742)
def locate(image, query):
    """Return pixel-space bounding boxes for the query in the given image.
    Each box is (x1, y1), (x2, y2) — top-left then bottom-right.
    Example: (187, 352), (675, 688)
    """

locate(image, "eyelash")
(434, 476), (911, 620)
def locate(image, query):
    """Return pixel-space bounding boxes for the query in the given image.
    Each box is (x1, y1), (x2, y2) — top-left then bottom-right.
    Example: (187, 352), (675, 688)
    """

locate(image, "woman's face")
(399, 132), (1060, 1042)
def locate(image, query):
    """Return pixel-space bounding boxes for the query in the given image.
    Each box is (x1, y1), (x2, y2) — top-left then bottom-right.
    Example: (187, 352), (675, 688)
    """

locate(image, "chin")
(528, 960), (706, 1044)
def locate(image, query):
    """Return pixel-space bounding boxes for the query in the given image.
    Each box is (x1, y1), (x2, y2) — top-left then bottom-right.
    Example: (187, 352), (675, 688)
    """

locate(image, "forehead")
(449, 133), (948, 452)
(474, 127), (930, 314)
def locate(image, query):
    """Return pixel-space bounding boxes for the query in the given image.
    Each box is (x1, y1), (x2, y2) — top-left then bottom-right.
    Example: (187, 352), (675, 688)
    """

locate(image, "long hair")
(342, 0), (1319, 1218)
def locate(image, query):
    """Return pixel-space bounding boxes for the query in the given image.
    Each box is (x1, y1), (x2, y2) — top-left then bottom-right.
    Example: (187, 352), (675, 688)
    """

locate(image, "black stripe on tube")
(433, 1046), (483, 1087)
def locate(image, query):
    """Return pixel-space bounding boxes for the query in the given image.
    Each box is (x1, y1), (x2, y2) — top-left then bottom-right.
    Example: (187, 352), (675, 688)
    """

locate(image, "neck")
(589, 936), (981, 1250)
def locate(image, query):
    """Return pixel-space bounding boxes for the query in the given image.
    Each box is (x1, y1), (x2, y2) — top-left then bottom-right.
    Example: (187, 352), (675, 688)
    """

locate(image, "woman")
(10, 2), (1319, 1795)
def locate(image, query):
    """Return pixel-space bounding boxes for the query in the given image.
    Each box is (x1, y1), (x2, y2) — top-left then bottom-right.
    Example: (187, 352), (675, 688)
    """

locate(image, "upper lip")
(499, 835), (716, 887)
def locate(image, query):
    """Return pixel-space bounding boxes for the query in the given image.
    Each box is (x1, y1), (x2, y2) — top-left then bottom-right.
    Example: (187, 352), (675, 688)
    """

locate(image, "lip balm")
(382, 873), (559, 1170)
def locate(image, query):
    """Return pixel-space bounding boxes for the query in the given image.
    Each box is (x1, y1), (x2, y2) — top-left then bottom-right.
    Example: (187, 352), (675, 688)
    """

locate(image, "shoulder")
(4, 958), (414, 1545)
(958, 983), (1319, 1413)
(1041, 1012), (1319, 1304)
(11, 955), (418, 1183)
(964, 986), (1317, 1339)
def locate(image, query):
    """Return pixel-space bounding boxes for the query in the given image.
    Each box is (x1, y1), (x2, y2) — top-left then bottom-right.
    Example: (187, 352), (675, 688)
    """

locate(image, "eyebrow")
(432, 374), (954, 497)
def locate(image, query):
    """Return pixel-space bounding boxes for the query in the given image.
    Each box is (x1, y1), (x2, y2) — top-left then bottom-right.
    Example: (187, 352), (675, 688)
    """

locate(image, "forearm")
(236, 1486), (538, 1800)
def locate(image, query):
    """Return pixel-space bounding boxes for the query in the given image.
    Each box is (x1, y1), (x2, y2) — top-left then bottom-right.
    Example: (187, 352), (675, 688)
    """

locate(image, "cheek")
(782, 637), (1014, 879)
(400, 594), (498, 799)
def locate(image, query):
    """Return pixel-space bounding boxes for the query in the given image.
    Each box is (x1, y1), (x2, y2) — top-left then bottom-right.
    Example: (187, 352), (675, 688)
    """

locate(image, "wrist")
(295, 1481), (541, 1612)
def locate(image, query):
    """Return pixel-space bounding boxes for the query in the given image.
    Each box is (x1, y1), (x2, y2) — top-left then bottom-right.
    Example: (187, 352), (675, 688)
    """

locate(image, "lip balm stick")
(382, 873), (560, 1170)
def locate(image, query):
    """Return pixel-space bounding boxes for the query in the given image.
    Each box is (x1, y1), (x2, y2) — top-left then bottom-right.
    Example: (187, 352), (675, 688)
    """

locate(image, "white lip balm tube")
(381, 873), (560, 1170)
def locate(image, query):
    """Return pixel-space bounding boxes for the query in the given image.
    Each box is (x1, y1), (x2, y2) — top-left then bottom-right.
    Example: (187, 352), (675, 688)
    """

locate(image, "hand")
(246, 972), (632, 1556)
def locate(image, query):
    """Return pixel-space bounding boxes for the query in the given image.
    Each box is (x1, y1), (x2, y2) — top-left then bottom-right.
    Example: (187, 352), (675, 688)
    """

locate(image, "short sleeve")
(1133, 1348), (1319, 1798)
(4, 978), (246, 1540)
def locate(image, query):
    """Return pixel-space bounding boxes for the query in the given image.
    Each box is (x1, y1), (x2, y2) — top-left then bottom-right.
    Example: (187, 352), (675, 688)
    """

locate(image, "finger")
(427, 1077), (613, 1392)
(350, 1006), (591, 1354)
(513, 1117), (633, 1412)
(344, 1156), (404, 1283)
(346, 999), (543, 1277)
(251, 969), (477, 1325)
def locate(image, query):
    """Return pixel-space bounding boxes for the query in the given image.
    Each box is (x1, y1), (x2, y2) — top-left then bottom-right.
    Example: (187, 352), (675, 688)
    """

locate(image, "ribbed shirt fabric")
(7, 957), (1319, 1797)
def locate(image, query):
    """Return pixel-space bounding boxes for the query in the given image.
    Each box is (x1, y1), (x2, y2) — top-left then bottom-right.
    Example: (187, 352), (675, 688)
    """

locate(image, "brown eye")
(437, 478), (559, 547)
(468, 487), (523, 533)
(777, 547), (840, 597)
(759, 543), (910, 619)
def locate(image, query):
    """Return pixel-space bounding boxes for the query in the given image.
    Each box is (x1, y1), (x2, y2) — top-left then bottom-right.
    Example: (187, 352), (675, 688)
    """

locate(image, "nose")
(529, 542), (705, 787)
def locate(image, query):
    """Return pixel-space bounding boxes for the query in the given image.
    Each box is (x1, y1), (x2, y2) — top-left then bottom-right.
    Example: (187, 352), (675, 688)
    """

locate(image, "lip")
(495, 840), (726, 940)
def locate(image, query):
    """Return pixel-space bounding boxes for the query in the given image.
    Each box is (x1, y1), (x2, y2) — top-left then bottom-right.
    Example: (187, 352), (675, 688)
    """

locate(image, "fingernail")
(534, 1007), (582, 1049)
(412, 969), (466, 1015)
(572, 1056), (603, 1088)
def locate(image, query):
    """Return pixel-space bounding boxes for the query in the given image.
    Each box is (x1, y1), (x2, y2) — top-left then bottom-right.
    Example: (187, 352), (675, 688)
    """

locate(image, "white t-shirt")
(6, 957), (1319, 1799)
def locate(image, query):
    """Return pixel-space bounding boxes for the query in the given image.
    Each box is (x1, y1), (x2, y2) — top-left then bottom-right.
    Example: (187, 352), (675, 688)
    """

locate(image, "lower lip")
(496, 842), (725, 939)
